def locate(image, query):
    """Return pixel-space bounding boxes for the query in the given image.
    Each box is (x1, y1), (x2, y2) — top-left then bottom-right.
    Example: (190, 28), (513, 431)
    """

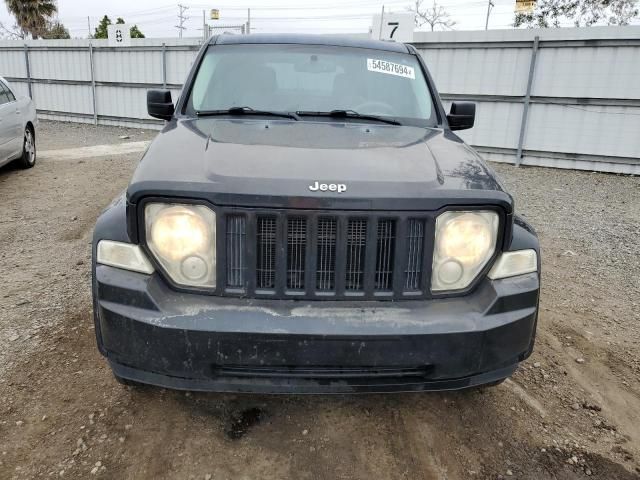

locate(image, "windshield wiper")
(296, 109), (401, 126)
(196, 106), (299, 121)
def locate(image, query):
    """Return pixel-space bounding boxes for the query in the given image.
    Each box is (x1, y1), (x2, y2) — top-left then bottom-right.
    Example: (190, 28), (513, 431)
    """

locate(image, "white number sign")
(371, 13), (415, 43)
(108, 24), (131, 47)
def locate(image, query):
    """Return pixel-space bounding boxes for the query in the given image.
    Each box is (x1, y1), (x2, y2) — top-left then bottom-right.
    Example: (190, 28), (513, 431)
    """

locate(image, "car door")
(0, 83), (13, 162)
(0, 81), (23, 159)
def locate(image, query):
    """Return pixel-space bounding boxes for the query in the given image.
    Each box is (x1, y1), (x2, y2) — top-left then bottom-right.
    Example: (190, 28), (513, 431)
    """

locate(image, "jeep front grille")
(220, 210), (432, 300)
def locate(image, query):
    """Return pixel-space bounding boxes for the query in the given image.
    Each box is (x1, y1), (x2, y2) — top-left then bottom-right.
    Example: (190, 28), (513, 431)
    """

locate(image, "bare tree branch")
(0, 21), (26, 39)
(409, 0), (457, 31)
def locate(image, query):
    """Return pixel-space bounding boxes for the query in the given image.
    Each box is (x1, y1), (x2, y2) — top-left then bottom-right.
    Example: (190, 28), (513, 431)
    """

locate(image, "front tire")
(17, 126), (36, 169)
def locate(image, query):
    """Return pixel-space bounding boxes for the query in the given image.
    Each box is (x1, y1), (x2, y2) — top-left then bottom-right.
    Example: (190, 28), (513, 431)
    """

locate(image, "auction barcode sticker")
(367, 59), (415, 79)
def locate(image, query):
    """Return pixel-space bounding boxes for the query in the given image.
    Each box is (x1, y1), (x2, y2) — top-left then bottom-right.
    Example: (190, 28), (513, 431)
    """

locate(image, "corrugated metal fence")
(415, 26), (640, 174)
(0, 38), (201, 128)
(1, 28), (639, 174)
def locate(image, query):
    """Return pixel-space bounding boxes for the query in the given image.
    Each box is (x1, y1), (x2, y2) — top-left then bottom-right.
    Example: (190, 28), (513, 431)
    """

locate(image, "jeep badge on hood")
(309, 181), (347, 193)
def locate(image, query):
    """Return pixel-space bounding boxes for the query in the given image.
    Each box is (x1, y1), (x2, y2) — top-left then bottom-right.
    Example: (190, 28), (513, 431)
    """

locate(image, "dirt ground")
(0, 121), (639, 480)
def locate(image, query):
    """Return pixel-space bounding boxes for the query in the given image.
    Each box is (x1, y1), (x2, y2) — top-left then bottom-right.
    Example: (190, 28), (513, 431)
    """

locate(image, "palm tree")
(4, 0), (57, 39)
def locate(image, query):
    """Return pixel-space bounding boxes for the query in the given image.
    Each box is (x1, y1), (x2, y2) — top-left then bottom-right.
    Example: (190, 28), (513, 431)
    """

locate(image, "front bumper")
(93, 265), (539, 393)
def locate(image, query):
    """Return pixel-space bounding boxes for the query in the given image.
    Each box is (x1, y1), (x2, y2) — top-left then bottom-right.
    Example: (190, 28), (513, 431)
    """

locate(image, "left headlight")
(431, 210), (499, 292)
(145, 203), (216, 288)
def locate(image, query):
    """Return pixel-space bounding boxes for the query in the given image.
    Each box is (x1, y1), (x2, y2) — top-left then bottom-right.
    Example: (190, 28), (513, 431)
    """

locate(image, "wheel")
(113, 373), (144, 387)
(17, 126), (36, 169)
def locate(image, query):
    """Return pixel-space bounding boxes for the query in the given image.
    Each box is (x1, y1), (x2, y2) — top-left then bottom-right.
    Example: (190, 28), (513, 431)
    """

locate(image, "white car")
(0, 76), (37, 169)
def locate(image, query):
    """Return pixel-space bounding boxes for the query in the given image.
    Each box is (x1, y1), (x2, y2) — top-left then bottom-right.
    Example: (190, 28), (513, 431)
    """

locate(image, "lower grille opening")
(212, 364), (435, 380)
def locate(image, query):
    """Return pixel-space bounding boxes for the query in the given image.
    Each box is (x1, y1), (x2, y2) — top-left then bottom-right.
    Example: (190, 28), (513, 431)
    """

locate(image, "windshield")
(186, 44), (437, 127)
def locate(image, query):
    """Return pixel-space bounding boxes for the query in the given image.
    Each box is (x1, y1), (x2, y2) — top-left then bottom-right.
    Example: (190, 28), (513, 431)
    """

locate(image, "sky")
(0, 0), (526, 39)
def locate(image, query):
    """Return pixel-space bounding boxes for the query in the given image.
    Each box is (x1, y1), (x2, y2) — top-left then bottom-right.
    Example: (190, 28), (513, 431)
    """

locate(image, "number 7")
(387, 21), (399, 39)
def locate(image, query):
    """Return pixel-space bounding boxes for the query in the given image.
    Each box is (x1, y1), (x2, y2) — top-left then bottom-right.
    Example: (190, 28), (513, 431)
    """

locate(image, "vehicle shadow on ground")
(0, 161), (20, 178)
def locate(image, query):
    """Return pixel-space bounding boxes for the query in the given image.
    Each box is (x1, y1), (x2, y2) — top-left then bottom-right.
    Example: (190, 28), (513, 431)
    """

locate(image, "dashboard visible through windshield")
(186, 44), (437, 127)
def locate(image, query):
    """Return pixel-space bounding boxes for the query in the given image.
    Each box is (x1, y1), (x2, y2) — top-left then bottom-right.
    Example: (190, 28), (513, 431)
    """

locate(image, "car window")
(187, 44), (436, 127)
(2, 81), (16, 102)
(0, 83), (10, 105)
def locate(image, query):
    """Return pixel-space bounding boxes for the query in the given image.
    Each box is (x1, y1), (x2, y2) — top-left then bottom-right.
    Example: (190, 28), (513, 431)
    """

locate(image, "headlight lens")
(145, 203), (216, 288)
(432, 210), (498, 291)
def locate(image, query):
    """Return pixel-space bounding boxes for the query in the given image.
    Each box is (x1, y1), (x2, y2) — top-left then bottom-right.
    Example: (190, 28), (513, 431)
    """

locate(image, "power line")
(176, 4), (189, 38)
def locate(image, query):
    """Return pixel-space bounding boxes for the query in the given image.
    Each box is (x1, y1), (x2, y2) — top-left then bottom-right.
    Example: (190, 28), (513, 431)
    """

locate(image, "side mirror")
(447, 102), (475, 131)
(147, 90), (174, 120)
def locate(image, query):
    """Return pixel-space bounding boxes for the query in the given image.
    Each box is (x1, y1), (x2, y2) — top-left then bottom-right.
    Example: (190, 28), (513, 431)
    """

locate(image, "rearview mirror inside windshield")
(294, 55), (337, 73)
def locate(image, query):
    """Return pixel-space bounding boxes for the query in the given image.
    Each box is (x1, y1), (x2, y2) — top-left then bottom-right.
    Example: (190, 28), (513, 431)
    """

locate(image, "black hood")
(128, 118), (512, 212)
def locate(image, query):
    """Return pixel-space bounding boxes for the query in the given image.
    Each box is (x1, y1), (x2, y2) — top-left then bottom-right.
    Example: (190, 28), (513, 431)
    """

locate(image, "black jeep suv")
(92, 34), (540, 393)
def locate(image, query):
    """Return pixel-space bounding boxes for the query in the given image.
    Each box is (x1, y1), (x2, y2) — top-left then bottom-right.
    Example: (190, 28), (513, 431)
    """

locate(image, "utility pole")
(485, 0), (494, 30)
(176, 4), (189, 38)
(247, 8), (251, 34)
(87, 16), (91, 38)
(378, 5), (385, 39)
(202, 9), (207, 40)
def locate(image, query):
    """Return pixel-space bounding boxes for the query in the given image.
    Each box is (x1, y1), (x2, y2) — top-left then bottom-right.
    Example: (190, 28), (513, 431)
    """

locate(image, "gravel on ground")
(0, 121), (639, 480)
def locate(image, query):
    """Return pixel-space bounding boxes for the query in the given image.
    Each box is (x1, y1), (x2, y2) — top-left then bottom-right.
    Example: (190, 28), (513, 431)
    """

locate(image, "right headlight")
(431, 210), (499, 292)
(145, 203), (216, 288)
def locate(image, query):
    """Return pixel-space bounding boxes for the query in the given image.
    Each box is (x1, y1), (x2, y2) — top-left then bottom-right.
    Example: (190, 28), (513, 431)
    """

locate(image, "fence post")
(162, 43), (167, 88)
(88, 42), (98, 125)
(23, 44), (32, 99)
(515, 35), (539, 166)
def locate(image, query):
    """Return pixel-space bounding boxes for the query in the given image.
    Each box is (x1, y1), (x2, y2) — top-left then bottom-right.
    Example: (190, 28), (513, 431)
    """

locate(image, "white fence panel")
(442, 101), (524, 150)
(94, 50), (163, 84)
(33, 83), (93, 114)
(0, 49), (27, 77)
(165, 49), (200, 85)
(423, 47), (532, 97)
(533, 46), (640, 99)
(29, 49), (90, 82)
(415, 26), (640, 174)
(525, 103), (640, 158)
